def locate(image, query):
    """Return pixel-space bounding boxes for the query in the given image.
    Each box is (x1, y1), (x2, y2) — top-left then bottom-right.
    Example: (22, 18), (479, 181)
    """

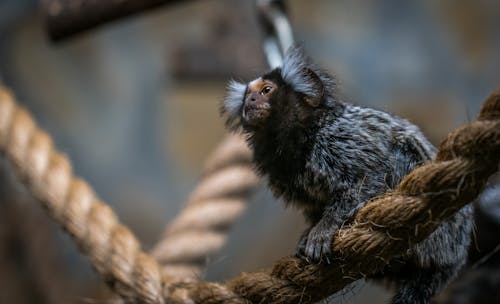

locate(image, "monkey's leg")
(391, 265), (457, 304)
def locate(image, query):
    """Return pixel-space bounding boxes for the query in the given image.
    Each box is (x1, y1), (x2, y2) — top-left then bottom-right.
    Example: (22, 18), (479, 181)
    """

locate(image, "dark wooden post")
(41, 0), (190, 42)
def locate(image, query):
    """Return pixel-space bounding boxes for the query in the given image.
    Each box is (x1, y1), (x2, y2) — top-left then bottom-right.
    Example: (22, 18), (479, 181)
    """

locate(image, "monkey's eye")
(260, 86), (273, 95)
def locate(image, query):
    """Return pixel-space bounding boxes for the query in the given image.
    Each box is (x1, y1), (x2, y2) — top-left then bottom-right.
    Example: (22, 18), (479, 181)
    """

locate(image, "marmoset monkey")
(221, 47), (472, 304)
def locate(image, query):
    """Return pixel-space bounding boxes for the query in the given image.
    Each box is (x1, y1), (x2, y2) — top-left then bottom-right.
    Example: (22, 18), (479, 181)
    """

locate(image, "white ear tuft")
(280, 47), (323, 101)
(224, 80), (246, 115)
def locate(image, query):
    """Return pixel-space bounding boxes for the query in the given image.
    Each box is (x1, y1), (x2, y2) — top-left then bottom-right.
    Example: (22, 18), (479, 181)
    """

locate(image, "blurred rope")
(150, 134), (258, 279)
(1, 81), (498, 303)
(0, 86), (167, 304)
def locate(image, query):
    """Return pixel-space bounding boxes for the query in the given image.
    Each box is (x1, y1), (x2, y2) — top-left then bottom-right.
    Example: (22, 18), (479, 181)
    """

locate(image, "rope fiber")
(0, 87), (166, 304)
(0, 84), (499, 303)
(151, 134), (258, 279)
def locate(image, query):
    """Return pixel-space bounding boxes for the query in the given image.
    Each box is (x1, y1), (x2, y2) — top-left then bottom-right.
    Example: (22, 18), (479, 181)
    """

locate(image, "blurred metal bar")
(256, 0), (294, 68)
(41, 0), (189, 42)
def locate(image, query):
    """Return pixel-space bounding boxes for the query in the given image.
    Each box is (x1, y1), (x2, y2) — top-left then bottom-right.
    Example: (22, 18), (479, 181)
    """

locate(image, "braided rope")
(151, 134), (258, 279)
(1, 83), (498, 303)
(161, 92), (500, 304)
(0, 87), (166, 304)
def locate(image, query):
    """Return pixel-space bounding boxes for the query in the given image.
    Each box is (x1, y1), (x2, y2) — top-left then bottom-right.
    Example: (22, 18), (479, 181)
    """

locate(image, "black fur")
(221, 47), (472, 304)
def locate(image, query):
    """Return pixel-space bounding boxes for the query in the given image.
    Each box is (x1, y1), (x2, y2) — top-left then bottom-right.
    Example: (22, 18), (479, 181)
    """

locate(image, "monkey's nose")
(245, 93), (259, 107)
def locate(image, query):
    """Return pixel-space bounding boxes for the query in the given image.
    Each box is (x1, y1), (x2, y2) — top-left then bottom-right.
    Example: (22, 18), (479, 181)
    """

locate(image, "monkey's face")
(222, 73), (295, 131)
(221, 76), (279, 131)
(241, 77), (276, 126)
(221, 47), (336, 131)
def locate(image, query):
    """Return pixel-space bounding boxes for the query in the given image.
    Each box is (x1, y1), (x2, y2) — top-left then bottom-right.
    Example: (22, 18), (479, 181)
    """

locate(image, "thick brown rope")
(1, 83), (499, 303)
(151, 134), (258, 279)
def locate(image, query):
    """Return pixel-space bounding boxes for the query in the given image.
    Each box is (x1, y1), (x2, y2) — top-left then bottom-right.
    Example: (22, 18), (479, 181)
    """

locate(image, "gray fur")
(222, 47), (473, 304)
(281, 46), (337, 101)
(305, 104), (472, 303)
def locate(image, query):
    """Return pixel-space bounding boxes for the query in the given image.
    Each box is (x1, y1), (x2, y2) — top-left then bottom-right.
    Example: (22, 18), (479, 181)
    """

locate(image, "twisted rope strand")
(0, 87), (165, 304)
(151, 134), (259, 279)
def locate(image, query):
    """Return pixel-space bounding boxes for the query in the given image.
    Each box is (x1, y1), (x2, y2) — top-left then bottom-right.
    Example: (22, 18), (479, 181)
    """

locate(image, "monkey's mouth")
(242, 104), (271, 126)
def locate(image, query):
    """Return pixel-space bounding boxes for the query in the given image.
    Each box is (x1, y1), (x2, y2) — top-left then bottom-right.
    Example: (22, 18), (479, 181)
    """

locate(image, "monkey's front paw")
(297, 225), (334, 263)
(295, 228), (311, 258)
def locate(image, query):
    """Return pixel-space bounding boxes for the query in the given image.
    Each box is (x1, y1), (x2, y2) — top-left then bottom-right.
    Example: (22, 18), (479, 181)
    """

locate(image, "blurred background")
(0, 0), (499, 303)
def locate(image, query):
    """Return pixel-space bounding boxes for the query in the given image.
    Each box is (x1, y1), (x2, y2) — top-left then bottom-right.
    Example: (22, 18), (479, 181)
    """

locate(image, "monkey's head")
(221, 47), (338, 132)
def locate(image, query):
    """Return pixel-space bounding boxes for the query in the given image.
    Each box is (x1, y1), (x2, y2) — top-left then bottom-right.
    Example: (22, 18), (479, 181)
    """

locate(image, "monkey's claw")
(296, 226), (334, 263)
(295, 228), (310, 258)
